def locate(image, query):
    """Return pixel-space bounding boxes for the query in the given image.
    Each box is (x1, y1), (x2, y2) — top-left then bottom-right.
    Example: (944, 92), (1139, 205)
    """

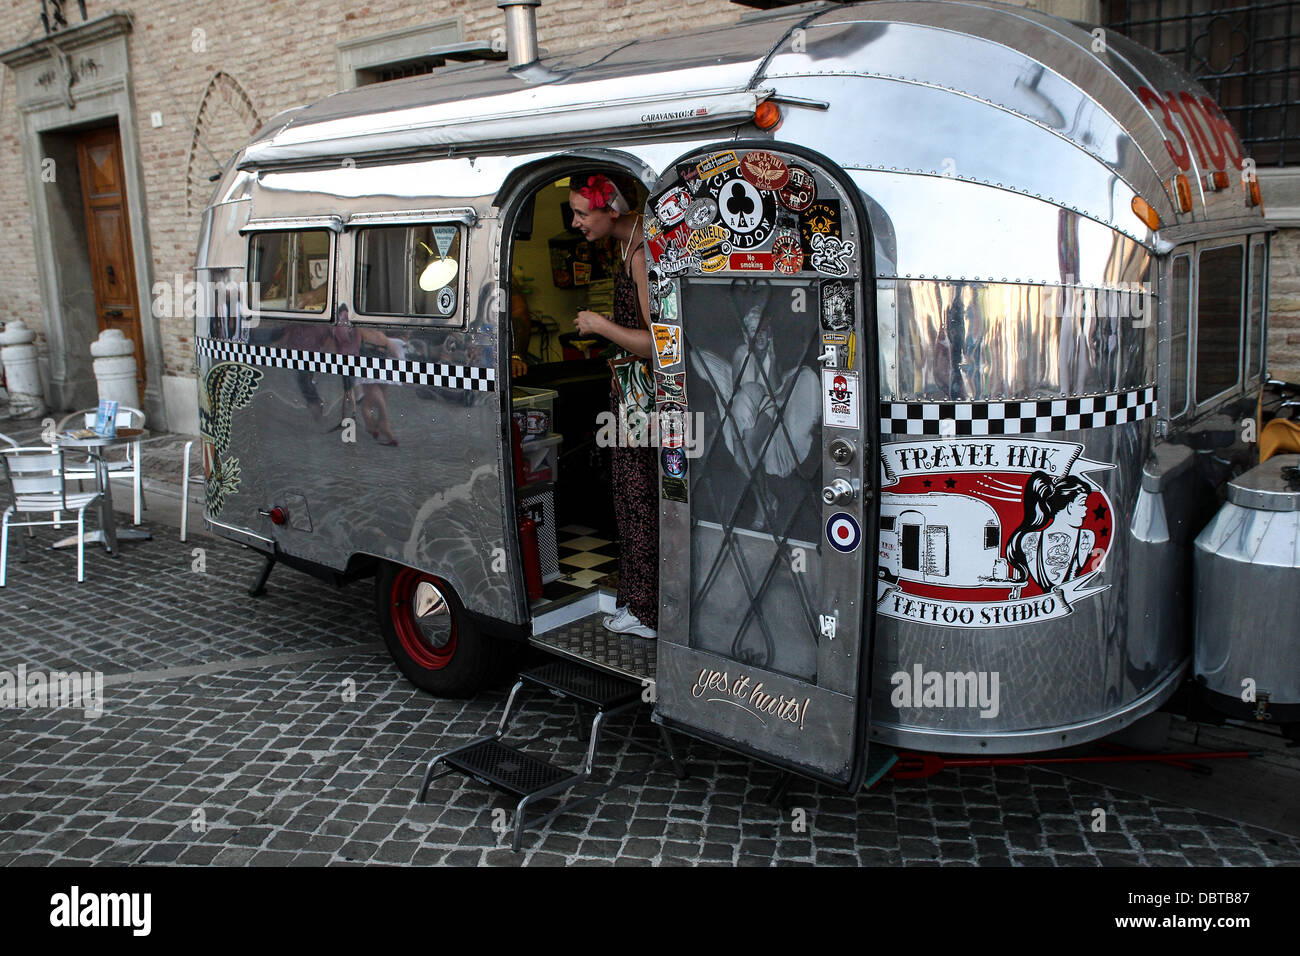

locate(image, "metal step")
(520, 659), (642, 709)
(415, 658), (688, 852)
(439, 738), (573, 798)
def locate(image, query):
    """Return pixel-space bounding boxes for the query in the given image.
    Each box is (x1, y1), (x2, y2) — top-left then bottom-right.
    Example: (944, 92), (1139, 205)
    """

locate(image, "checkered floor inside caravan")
(540, 525), (619, 601)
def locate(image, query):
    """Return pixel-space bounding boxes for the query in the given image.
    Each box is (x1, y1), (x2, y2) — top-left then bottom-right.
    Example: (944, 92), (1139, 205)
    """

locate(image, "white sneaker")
(602, 605), (632, 629)
(604, 608), (656, 639)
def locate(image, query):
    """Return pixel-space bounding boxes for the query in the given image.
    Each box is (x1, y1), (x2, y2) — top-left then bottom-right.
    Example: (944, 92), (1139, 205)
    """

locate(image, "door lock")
(822, 478), (856, 506)
(829, 438), (855, 465)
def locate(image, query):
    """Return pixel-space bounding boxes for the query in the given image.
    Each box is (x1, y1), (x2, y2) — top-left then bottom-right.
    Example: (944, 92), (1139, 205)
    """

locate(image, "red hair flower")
(576, 174), (629, 213)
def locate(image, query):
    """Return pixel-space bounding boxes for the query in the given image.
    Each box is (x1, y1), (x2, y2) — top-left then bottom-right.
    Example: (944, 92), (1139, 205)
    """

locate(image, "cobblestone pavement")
(1, 513), (1298, 866)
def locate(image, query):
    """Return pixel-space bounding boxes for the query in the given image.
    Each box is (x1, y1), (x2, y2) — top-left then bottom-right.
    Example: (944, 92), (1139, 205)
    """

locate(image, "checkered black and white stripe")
(197, 338), (496, 392)
(880, 386), (1157, 436)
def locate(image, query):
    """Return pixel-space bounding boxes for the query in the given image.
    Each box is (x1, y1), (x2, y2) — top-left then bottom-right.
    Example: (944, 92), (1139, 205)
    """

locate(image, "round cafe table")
(53, 428), (153, 556)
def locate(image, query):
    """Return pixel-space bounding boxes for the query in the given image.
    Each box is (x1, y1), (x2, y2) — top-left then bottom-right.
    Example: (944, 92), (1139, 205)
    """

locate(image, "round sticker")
(740, 151), (791, 191)
(684, 198), (718, 230)
(718, 178), (765, 234)
(772, 230), (804, 275)
(779, 166), (817, 212)
(436, 287), (457, 315)
(709, 173), (776, 251)
(826, 513), (861, 553)
(655, 186), (692, 227)
(661, 446), (687, 479)
(687, 224), (730, 273)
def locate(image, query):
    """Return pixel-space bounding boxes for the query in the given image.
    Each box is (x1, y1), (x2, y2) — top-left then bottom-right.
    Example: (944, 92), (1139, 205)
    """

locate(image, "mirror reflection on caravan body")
(194, 0), (1277, 786)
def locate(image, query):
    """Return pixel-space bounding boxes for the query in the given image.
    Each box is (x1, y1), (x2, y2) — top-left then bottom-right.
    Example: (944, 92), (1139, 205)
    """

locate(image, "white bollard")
(91, 328), (140, 408)
(0, 320), (47, 418)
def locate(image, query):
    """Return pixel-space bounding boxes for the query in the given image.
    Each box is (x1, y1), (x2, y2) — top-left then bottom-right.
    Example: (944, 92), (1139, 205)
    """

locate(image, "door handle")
(105, 309), (124, 318)
(822, 478), (856, 506)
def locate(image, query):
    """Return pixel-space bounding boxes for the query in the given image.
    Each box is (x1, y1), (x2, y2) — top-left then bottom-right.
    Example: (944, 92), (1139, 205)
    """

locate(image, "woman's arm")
(575, 311), (654, 359)
(574, 248), (655, 360)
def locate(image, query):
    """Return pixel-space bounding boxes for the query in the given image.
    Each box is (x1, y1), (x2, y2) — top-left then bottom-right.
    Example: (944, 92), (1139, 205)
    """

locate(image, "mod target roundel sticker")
(827, 512), (861, 553)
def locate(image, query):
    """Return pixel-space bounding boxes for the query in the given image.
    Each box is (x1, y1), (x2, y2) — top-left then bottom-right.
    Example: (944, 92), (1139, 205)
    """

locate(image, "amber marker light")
(1248, 179), (1263, 207)
(1212, 171), (1230, 190)
(1174, 174), (1193, 212)
(754, 100), (782, 131)
(1132, 195), (1161, 231)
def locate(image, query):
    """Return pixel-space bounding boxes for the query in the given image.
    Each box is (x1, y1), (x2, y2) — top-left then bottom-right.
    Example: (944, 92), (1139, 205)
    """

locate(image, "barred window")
(1102, 1), (1298, 166)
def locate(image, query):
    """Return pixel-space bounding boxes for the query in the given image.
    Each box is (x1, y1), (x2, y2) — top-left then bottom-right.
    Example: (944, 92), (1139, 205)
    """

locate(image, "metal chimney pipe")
(498, 0), (541, 69)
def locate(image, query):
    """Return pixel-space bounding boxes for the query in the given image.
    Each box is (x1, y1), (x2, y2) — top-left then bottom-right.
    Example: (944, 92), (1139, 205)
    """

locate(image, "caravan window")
(355, 224), (464, 326)
(249, 230), (332, 314)
(1195, 244), (1244, 407)
(1247, 240), (1266, 383)
(1168, 255), (1190, 419)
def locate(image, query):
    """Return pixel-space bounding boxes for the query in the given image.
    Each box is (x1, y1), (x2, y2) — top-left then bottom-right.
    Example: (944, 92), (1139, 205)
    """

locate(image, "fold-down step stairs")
(416, 658), (686, 851)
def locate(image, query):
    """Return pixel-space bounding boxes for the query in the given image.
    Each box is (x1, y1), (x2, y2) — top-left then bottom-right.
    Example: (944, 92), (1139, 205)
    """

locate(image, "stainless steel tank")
(1194, 454), (1300, 729)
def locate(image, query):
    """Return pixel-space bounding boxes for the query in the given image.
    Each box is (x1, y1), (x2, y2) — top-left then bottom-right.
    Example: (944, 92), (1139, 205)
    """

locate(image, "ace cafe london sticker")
(877, 437), (1116, 629)
(709, 173), (775, 250)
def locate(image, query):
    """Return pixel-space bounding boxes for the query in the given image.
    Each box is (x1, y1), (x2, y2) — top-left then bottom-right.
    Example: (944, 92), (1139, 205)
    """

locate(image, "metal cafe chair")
(1, 446), (103, 585)
(56, 406), (147, 525)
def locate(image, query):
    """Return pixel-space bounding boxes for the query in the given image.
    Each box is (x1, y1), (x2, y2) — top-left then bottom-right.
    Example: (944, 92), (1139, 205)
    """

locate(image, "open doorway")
(505, 166), (653, 646)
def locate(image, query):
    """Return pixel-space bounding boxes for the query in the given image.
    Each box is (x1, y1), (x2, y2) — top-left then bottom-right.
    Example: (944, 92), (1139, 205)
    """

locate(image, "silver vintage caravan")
(195, 0), (1274, 788)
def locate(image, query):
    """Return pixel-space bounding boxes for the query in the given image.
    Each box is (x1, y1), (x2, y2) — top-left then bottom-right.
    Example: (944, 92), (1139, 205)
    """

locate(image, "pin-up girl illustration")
(1005, 471), (1095, 597)
(690, 282), (819, 531)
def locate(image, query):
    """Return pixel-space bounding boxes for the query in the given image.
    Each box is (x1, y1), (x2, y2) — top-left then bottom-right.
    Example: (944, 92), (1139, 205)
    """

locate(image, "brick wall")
(1269, 228), (1300, 378)
(0, 0), (746, 389)
(1, 0), (1292, 408)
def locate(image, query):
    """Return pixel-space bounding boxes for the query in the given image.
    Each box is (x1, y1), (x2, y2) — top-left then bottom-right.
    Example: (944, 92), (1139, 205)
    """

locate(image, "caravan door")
(645, 143), (879, 787)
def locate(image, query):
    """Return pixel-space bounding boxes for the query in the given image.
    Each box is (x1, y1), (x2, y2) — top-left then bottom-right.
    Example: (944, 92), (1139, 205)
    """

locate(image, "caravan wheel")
(377, 564), (493, 697)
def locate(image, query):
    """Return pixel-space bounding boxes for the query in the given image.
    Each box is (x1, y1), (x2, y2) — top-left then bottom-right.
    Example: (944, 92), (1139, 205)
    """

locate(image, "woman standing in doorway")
(571, 171), (658, 639)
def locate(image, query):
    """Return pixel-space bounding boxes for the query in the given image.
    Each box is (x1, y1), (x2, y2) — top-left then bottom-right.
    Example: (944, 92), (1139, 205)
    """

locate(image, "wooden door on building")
(76, 125), (144, 401)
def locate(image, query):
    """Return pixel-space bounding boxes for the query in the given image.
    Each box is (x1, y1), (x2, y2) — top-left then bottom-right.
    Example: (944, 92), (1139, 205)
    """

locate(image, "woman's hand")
(575, 310), (610, 338)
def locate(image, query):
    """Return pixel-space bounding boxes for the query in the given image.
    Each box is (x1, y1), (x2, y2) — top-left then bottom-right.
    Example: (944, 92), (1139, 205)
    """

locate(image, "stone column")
(91, 329), (140, 409)
(0, 320), (46, 418)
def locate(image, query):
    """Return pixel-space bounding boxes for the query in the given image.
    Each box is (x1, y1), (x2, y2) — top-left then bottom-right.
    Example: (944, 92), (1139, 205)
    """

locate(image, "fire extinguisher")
(519, 510), (544, 601)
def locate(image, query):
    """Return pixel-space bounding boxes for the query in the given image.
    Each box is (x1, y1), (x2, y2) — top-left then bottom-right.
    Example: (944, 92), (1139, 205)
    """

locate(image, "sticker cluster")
(646, 150), (857, 279)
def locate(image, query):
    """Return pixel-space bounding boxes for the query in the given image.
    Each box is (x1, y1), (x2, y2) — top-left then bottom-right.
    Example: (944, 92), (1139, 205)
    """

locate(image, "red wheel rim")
(390, 568), (458, 670)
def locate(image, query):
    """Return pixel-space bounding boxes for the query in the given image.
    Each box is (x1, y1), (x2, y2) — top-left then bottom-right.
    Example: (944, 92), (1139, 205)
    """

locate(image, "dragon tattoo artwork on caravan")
(199, 362), (263, 517)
